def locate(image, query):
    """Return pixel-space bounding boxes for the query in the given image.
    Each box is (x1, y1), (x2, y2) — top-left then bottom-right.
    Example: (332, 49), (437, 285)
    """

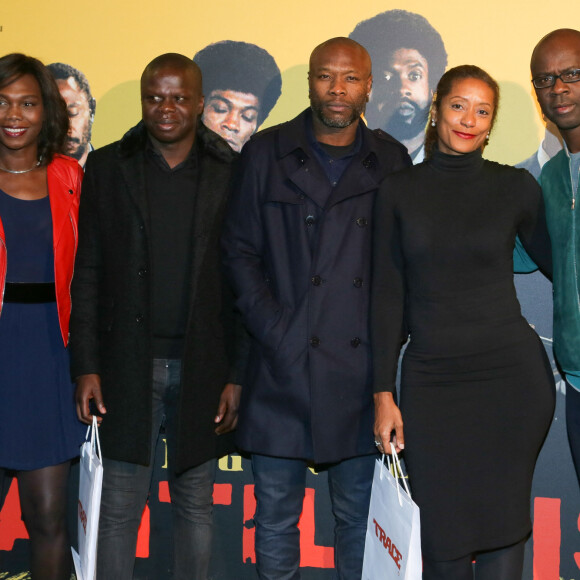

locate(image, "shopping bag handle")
(390, 443), (411, 496)
(381, 443), (412, 506)
(83, 415), (102, 469)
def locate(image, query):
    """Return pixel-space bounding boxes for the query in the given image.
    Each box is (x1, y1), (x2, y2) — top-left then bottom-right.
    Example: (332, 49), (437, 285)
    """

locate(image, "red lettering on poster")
(2, 482), (575, 576)
(214, 484), (233, 505)
(242, 484), (333, 568)
(299, 488), (334, 568)
(242, 484), (256, 564)
(533, 497), (560, 580)
(159, 481), (171, 503)
(136, 504), (150, 558)
(0, 480), (28, 550)
(575, 513), (580, 569)
(158, 481), (232, 505)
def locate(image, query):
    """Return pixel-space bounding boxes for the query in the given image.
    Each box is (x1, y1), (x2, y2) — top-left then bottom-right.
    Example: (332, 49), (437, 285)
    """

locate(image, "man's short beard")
(310, 95), (367, 130)
(311, 104), (359, 129)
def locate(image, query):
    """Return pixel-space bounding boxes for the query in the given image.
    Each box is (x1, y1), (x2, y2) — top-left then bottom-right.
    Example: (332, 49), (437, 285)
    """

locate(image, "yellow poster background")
(1, 0), (578, 164)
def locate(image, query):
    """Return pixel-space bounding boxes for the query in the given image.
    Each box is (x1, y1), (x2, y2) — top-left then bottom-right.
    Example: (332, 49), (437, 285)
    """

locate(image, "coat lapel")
(281, 153), (332, 209)
(326, 152), (381, 208)
(274, 110), (383, 209)
(275, 112), (333, 209)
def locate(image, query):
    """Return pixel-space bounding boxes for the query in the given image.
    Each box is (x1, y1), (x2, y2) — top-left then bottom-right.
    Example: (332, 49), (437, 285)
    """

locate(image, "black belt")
(4, 282), (56, 303)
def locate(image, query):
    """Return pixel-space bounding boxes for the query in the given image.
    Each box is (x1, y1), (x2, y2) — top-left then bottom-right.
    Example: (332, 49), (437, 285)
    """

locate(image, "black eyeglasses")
(532, 69), (580, 89)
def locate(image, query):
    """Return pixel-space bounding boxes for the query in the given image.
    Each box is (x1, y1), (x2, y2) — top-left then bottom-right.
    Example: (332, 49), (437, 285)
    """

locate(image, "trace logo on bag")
(79, 499), (88, 535)
(372, 518), (403, 570)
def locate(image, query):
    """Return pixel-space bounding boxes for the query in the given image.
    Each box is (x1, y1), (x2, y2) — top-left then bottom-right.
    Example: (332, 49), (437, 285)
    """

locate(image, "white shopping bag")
(72, 416), (103, 580)
(362, 444), (422, 579)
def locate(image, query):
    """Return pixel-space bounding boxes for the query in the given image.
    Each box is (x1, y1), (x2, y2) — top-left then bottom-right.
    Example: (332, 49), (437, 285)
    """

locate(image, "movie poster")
(1, 1), (579, 578)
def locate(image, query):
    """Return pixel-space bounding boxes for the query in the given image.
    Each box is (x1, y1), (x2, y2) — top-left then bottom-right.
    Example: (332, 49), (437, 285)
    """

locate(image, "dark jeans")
(96, 359), (216, 580)
(251, 453), (375, 580)
(566, 381), (580, 485)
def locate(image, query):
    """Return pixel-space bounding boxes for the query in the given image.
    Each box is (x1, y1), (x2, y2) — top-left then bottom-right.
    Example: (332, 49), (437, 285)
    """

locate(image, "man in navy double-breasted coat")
(222, 37), (411, 579)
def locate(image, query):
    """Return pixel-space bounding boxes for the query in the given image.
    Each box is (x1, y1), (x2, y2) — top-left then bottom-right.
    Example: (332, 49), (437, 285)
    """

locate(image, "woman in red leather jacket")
(0, 53), (84, 580)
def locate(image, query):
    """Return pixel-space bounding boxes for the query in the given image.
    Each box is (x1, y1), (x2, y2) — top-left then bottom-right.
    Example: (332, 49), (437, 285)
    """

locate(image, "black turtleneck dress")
(371, 148), (555, 561)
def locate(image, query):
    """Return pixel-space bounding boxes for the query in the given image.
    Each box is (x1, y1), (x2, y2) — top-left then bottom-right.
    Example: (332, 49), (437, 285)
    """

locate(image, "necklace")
(0, 156), (42, 174)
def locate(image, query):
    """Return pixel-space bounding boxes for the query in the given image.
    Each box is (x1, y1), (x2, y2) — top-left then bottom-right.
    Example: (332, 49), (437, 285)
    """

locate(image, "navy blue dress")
(0, 189), (84, 470)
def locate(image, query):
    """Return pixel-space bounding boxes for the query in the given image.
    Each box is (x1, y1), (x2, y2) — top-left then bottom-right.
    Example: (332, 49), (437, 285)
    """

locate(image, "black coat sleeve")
(69, 153), (103, 380)
(371, 178), (406, 394)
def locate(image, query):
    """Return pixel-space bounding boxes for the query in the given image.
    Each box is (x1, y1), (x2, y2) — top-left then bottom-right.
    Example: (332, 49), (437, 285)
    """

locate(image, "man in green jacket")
(531, 28), (580, 483)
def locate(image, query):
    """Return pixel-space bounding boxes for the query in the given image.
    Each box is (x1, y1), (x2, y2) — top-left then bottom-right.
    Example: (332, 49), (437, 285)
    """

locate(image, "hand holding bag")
(72, 415), (103, 580)
(362, 443), (422, 579)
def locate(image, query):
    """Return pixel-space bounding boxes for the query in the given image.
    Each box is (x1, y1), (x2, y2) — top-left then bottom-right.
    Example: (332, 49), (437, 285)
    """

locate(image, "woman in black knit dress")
(371, 65), (555, 580)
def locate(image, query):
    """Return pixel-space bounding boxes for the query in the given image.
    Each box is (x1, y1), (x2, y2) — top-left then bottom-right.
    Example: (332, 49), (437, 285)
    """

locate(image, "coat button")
(68, 189), (74, 195)
(356, 217), (368, 227)
(138, 268), (148, 278)
(351, 337), (361, 348)
(353, 278), (363, 288)
(305, 215), (315, 226)
(311, 275), (322, 286)
(139, 224), (145, 231)
(310, 336), (321, 348)
(136, 314), (144, 323)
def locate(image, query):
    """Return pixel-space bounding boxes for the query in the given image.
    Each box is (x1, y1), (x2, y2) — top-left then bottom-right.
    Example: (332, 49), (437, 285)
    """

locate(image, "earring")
(486, 133), (490, 141)
(431, 119), (436, 127)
